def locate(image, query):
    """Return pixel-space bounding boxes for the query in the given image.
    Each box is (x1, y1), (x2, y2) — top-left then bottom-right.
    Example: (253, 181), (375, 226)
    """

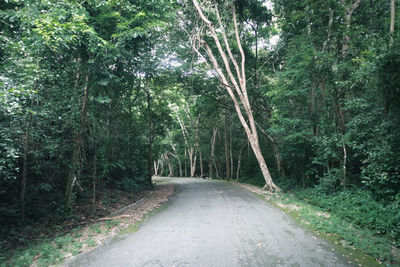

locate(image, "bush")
(296, 188), (400, 247)
(115, 177), (143, 192)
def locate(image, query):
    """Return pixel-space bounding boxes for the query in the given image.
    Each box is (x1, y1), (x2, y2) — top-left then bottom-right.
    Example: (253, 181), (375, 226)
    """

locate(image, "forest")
(1, 0), (399, 265)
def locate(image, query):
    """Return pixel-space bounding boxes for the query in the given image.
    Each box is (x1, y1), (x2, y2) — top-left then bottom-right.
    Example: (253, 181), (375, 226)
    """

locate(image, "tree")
(189, 0), (280, 191)
(390, 0), (396, 45)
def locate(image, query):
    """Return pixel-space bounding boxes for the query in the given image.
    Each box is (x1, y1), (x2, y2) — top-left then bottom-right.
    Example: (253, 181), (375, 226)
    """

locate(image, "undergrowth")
(239, 176), (400, 265)
(0, 221), (115, 267)
(272, 189), (400, 265)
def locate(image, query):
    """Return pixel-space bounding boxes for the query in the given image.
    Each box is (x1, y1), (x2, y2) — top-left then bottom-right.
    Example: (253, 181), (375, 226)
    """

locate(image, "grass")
(267, 193), (383, 267)
(118, 200), (171, 236)
(0, 219), (123, 267)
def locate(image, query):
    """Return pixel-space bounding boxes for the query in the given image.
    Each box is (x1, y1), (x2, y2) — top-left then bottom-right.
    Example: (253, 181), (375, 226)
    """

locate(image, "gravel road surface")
(66, 177), (352, 267)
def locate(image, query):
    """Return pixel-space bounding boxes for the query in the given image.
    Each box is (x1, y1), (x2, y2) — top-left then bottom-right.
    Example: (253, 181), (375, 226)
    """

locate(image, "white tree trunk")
(177, 114), (199, 177)
(341, 0), (361, 58)
(164, 153), (174, 177)
(169, 152), (182, 177)
(153, 160), (159, 176)
(191, 0), (280, 191)
(210, 127), (218, 178)
(236, 142), (245, 181)
(390, 0), (395, 45)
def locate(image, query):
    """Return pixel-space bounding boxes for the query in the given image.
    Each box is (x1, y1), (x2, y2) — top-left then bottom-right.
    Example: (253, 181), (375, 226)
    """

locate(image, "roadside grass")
(117, 200), (171, 236)
(1, 219), (123, 267)
(268, 193), (384, 267)
(232, 181), (400, 267)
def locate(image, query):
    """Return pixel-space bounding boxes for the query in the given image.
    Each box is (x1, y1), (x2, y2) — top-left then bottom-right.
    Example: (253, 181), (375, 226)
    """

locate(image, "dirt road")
(66, 177), (352, 266)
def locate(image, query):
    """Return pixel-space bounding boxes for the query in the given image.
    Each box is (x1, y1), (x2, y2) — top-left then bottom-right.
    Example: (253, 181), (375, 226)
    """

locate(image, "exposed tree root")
(96, 215), (131, 221)
(262, 182), (281, 192)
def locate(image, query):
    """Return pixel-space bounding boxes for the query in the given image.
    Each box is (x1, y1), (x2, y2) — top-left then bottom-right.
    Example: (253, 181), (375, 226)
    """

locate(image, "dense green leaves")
(0, 0), (176, 252)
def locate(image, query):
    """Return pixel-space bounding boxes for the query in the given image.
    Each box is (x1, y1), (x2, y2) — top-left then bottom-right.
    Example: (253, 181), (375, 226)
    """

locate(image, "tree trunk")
(154, 160), (159, 176)
(192, 0), (280, 191)
(190, 148), (197, 177)
(146, 80), (153, 187)
(342, 143), (347, 189)
(326, 9), (334, 45)
(188, 148), (193, 176)
(390, 0), (395, 45)
(267, 135), (284, 177)
(338, 0), (360, 187)
(177, 157), (182, 177)
(178, 115), (194, 177)
(255, 122), (285, 178)
(236, 141), (245, 181)
(210, 127), (218, 178)
(164, 153), (173, 177)
(184, 149), (187, 177)
(342, 0), (361, 58)
(66, 69), (90, 205)
(92, 146), (97, 208)
(319, 79), (326, 105)
(170, 152), (182, 177)
(208, 160), (213, 179)
(192, 115), (200, 177)
(199, 150), (204, 176)
(178, 114), (199, 177)
(254, 24), (258, 85)
(230, 112), (234, 179)
(167, 129), (182, 177)
(310, 86), (316, 135)
(224, 109), (230, 179)
(272, 141), (284, 177)
(20, 112), (32, 221)
(160, 158), (165, 177)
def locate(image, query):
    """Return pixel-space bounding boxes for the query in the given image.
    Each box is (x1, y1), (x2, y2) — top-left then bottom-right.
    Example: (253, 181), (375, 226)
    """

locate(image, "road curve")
(65, 177), (352, 267)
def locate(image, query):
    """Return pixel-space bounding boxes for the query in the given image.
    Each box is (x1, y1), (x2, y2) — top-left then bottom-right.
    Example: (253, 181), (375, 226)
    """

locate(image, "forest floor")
(2, 179), (175, 266)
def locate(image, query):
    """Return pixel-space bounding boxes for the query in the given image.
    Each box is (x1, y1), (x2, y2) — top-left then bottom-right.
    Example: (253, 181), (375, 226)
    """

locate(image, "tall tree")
(189, 0), (280, 191)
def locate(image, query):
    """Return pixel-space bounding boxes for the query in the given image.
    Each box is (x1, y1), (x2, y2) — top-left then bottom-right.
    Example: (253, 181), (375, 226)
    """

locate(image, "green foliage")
(0, 0), (176, 259)
(288, 187), (400, 261)
(302, 188), (400, 241)
(271, 187), (399, 264)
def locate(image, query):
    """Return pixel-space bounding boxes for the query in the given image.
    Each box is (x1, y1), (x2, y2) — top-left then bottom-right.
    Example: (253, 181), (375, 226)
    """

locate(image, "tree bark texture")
(146, 80), (153, 187)
(168, 129), (182, 177)
(20, 112), (32, 221)
(177, 114), (199, 177)
(254, 122), (285, 177)
(184, 149), (187, 177)
(236, 141), (246, 181)
(390, 0), (395, 45)
(199, 150), (204, 176)
(164, 153), (174, 177)
(230, 113), (234, 179)
(210, 127), (218, 178)
(154, 160), (159, 176)
(338, 0), (360, 187)
(341, 0), (361, 58)
(224, 109), (230, 179)
(92, 146), (97, 208)
(170, 152), (182, 177)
